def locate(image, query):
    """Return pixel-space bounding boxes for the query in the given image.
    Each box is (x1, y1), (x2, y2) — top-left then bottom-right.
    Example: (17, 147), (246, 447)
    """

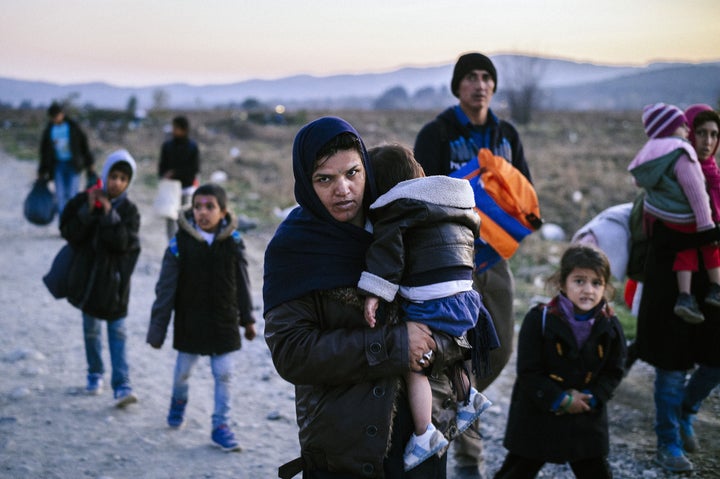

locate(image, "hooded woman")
(264, 117), (447, 478)
(635, 105), (720, 473)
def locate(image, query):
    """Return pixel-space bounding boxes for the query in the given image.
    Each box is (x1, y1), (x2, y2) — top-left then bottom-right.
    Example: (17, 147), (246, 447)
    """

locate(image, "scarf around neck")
(686, 104), (720, 222)
(263, 117), (376, 314)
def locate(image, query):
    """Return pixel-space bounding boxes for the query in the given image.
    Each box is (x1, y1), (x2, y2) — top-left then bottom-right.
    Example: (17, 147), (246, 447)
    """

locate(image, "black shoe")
(674, 293), (705, 324)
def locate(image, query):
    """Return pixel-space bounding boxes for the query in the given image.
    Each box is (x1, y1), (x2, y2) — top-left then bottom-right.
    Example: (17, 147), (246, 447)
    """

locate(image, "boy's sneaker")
(674, 293), (705, 324)
(86, 374), (104, 396)
(114, 387), (138, 409)
(654, 445), (693, 472)
(680, 414), (699, 453)
(211, 424), (242, 452)
(167, 397), (187, 429)
(705, 283), (720, 308)
(456, 388), (492, 436)
(403, 423), (448, 471)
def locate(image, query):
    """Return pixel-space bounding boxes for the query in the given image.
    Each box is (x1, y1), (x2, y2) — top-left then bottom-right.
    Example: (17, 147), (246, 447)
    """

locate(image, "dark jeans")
(303, 392), (447, 479)
(494, 453), (612, 479)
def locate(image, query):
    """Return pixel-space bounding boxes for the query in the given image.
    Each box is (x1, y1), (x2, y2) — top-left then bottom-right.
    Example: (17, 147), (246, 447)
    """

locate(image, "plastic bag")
(24, 179), (57, 225)
(153, 179), (182, 219)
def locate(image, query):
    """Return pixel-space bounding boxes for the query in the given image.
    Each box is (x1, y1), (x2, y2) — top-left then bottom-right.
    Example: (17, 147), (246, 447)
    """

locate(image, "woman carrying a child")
(264, 117), (448, 478)
(634, 104), (720, 473)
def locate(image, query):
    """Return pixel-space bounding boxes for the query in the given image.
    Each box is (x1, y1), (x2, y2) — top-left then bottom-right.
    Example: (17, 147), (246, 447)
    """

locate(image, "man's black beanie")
(451, 53), (498, 96)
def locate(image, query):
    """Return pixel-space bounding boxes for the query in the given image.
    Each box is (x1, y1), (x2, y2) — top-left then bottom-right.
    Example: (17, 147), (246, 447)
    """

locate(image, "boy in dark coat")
(60, 149), (140, 407)
(147, 183), (256, 452)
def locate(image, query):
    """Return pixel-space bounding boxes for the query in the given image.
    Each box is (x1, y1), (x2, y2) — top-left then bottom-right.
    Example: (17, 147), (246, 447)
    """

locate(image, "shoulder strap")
(542, 306), (548, 335)
(231, 230), (242, 244)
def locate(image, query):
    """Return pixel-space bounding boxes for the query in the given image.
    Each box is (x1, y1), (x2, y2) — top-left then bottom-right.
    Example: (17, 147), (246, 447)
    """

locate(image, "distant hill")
(1, 54), (718, 111)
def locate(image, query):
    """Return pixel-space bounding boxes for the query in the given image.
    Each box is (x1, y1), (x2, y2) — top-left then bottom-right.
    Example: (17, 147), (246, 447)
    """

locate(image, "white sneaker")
(455, 388), (492, 435)
(403, 423), (449, 471)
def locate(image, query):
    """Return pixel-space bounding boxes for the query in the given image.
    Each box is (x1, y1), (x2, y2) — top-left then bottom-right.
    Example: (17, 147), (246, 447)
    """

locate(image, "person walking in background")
(495, 245), (626, 479)
(158, 116), (200, 240)
(414, 52), (532, 479)
(628, 103), (720, 324)
(38, 102), (95, 214)
(60, 150), (140, 408)
(147, 184), (256, 452)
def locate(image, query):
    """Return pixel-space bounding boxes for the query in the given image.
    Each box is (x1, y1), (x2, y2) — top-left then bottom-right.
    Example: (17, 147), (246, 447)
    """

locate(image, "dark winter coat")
(39, 118), (94, 178)
(265, 287), (455, 478)
(60, 192), (140, 320)
(358, 176), (479, 302)
(503, 300), (626, 463)
(636, 221), (720, 369)
(147, 211), (255, 355)
(158, 137), (200, 188)
(414, 107), (531, 182)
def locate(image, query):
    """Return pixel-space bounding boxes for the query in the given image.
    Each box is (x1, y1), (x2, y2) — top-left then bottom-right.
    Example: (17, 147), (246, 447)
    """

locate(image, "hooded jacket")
(628, 137), (712, 229)
(147, 210), (255, 355)
(60, 150), (140, 320)
(414, 106), (531, 182)
(358, 176), (479, 302)
(39, 117), (94, 177)
(503, 297), (626, 463)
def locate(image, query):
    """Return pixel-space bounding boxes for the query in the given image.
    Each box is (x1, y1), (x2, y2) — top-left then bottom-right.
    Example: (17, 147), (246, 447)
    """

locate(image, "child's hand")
(244, 323), (257, 341)
(562, 389), (592, 414)
(364, 296), (380, 328)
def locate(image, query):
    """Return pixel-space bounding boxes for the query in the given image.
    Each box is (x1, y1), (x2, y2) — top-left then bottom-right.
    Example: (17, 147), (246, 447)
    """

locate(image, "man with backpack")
(414, 52), (533, 479)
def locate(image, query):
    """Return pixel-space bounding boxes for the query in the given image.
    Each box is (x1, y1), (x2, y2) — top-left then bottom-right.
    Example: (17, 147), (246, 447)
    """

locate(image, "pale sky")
(2, 0), (718, 86)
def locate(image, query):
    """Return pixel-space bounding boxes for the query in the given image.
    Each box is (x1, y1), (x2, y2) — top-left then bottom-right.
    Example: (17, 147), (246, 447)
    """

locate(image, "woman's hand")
(364, 296), (379, 328)
(407, 322), (436, 372)
(244, 323), (257, 341)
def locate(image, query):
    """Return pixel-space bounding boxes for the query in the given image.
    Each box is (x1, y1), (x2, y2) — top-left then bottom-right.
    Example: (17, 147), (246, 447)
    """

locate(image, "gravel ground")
(1, 151), (718, 478)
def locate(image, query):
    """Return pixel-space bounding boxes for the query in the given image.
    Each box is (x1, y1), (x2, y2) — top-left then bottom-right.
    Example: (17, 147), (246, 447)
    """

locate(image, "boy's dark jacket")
(147, 210), (255, 355)
(503, 298), (626, 462)
(414, 107), (531, 181)
(39, 117), (94, 178)
(60, 193), (140, 321)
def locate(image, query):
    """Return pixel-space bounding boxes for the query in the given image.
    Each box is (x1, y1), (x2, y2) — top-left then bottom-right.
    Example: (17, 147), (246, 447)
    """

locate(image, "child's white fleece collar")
(370, 176), (475, 210)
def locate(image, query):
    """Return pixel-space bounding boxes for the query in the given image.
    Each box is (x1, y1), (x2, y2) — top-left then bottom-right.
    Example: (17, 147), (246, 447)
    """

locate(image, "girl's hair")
(547, 245), (614, 298)
(693, 110), (720, 131)
(192, 183), (227, 210)
(314, 132), (364, 170)
(368, 144), (426, 196)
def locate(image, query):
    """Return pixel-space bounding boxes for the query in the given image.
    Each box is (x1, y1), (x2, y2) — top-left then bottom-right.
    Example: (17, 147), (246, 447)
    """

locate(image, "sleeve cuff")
(358, 271), (399, 303)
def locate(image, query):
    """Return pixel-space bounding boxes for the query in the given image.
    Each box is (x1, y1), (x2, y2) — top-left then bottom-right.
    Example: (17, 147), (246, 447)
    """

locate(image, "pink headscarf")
(686, 104), (720, 222)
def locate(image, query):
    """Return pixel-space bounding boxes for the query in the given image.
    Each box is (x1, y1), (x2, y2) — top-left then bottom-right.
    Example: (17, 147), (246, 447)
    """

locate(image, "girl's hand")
(364, 296), (380, 328)
(563, 389), (592, 414)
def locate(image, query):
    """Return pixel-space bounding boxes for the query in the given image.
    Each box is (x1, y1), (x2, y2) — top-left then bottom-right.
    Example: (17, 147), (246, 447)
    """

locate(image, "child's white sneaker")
(455, 388), (492, 435)
(403, 423), (448, 471)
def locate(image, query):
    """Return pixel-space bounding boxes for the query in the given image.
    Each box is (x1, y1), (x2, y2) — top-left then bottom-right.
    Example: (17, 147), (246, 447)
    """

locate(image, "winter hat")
(642, 103), (688, 139)
(451, 53), (497, 97)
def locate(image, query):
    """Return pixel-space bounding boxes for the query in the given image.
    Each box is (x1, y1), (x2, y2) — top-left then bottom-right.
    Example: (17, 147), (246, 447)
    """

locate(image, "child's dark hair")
(548, 245), (614, 298)
(314, 132), (364, 169)
(172, 116), (190, 131)
(109, 161), (133, 181)
(368, 144), (425, 196)
(47, 102), (63, 117)
(693, 110), (720, 131)
(192, 183), (228, 210)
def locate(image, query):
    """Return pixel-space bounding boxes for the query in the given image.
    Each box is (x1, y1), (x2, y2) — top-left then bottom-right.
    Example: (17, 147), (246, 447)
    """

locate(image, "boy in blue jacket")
(147, 183), (256, 452)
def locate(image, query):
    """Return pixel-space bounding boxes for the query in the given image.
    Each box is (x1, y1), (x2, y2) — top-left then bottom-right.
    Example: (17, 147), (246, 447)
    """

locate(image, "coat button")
(366, 425), (378, 437)
(362, 463), (375, 476)
(369, 343), (382, 354)
(372, 386), (385, 398)
(442, 398), (454, 409)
